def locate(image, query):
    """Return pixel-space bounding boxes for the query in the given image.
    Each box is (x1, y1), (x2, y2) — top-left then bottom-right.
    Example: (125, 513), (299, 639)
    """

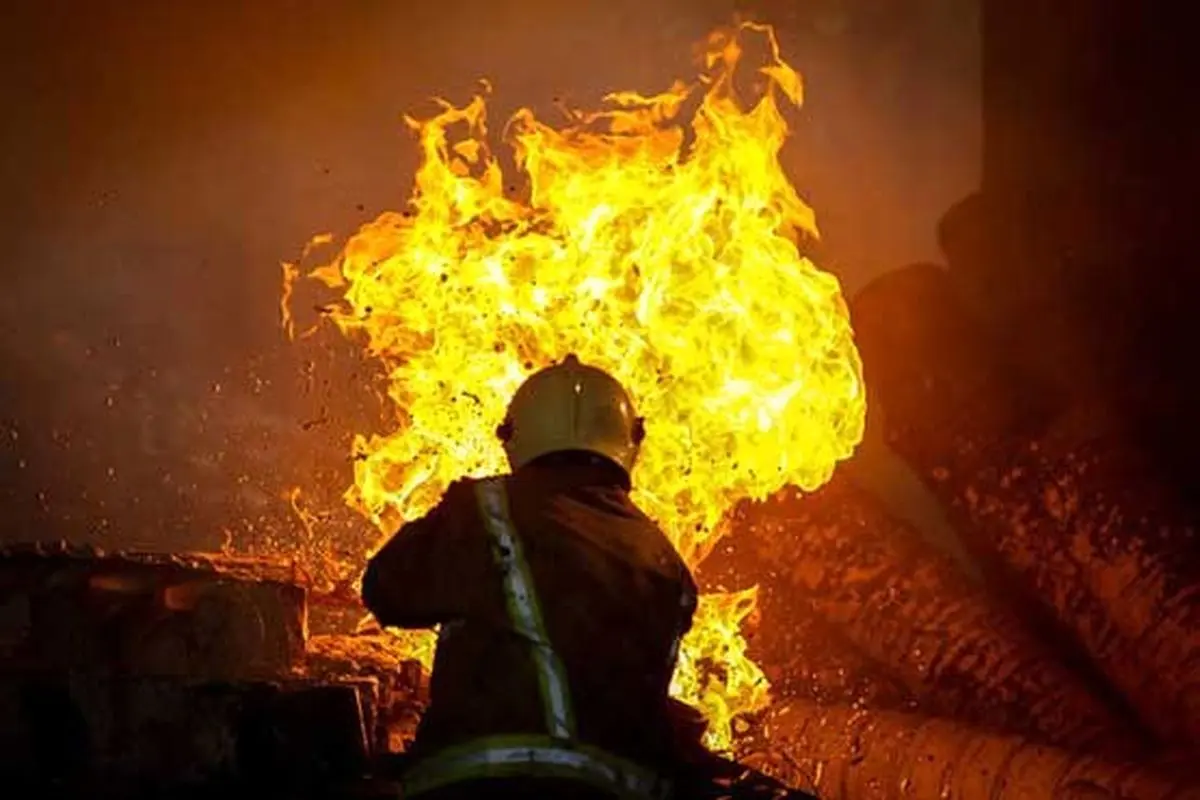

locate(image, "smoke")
(0, 0), (979, 553)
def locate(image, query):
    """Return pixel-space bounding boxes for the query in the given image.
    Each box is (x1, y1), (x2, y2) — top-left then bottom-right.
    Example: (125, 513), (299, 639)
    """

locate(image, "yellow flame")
(297, 21), (864, 751)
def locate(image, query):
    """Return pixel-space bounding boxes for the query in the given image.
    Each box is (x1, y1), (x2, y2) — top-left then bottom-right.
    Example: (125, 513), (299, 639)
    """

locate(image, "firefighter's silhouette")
(363, 355), (815, 799)
(363, 355), (699, 798)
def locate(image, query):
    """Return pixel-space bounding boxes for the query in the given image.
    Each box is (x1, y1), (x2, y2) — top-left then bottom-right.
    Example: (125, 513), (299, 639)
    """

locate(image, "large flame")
(292, 21), (865, 750)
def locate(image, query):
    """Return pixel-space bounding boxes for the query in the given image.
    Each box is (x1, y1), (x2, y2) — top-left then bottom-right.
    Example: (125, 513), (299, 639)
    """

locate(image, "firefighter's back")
(411, 454), (696, 776)
(365, 355), (700, 799)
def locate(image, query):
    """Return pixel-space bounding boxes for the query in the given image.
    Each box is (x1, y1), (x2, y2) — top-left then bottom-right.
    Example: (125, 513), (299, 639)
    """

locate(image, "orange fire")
(288, 21), (865, 750)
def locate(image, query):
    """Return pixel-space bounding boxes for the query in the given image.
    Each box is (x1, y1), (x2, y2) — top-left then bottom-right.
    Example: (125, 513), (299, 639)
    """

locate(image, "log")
(932, 433), (1200, 750)
(0, 543), (307, 680)
(705, 476), (1137, 757)
(699, 526), (919, 717)
(851, 264), (1200, 752)
(757, 701), (1200, 800)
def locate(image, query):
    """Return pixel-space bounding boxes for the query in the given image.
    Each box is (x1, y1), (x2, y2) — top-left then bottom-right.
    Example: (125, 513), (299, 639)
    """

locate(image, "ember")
(287, 21), (865, 749)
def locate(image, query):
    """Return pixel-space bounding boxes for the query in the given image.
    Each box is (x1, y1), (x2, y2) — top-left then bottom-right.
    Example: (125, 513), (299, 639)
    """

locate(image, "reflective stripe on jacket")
(400, 733), (671, 799)
(474, 478), (575, 740)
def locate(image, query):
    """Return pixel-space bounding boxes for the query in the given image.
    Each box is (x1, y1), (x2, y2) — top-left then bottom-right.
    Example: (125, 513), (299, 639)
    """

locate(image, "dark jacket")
(361, 457), (698, 771)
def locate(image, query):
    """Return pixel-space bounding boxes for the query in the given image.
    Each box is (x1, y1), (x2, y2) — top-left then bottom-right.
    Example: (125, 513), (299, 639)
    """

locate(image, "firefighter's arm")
(361, 490), (464, 629)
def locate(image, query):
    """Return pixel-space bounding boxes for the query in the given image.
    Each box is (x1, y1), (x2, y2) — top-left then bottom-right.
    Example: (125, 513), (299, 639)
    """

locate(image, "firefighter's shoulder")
(437, 477), (476, 506)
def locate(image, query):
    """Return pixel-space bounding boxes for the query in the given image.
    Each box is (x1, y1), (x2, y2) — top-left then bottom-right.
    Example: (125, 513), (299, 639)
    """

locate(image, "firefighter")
(362, 354), (700, 799)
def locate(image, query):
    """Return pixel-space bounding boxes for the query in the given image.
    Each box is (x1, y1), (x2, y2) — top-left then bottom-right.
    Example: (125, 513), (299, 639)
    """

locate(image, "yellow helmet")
(497, 354), (645, 475)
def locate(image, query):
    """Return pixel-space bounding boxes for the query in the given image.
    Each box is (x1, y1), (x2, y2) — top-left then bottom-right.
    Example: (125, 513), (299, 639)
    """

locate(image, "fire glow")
(287, 21), (865, 750)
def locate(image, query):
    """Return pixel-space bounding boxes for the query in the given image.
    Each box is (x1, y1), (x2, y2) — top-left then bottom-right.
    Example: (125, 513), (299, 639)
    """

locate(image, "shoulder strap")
(474, 477), (576, 741)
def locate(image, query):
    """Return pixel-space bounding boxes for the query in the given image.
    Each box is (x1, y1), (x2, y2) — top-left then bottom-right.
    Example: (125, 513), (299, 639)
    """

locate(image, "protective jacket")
(361, 456), (698, 798)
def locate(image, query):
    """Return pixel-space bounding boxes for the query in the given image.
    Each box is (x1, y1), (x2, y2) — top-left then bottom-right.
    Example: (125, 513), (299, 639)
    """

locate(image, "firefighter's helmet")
(497, 354), (645, 475)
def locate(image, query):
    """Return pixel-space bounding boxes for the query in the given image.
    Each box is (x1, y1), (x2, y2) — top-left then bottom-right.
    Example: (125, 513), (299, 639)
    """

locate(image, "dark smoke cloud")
(0, 0), (978, 555)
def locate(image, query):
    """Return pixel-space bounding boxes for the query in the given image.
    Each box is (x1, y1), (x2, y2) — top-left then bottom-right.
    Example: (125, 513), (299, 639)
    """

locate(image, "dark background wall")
(946, 1), (1200, 499)
(0, 0), (981, 552)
